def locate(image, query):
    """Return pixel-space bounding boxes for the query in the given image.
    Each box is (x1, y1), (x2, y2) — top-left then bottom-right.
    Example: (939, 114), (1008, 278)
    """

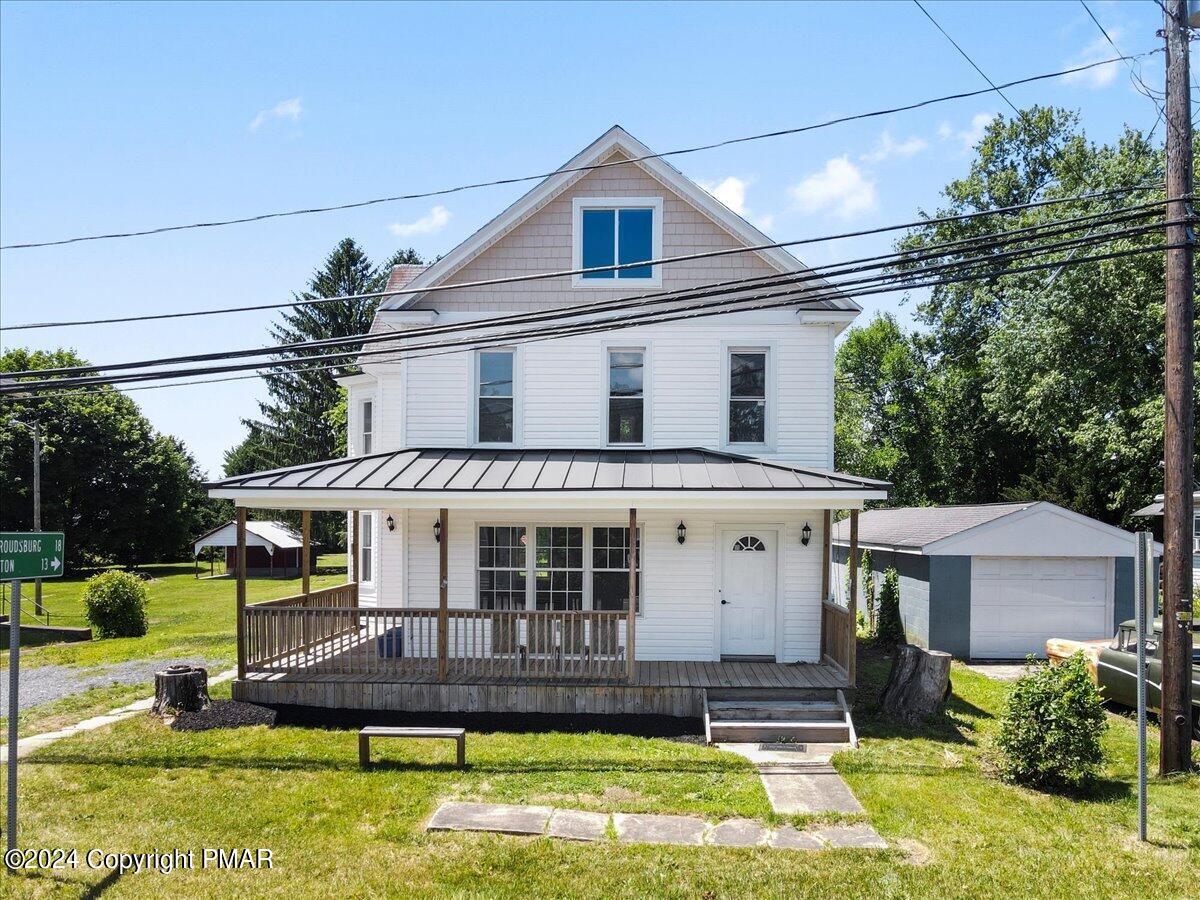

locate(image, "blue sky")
(0, 1), (1174, 476)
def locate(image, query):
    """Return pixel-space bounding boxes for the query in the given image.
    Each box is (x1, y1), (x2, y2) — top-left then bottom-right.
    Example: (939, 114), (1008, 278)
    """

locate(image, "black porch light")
(386, 514), (396, 532)
(676, 521), (687, 544)
(433, 518), (442, 543)
(801, 522), (812, 546)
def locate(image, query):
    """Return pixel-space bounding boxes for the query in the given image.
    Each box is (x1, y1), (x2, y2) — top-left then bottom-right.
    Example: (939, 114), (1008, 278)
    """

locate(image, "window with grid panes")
(477, 526), (527, 610)
(534, 526), (583, 610)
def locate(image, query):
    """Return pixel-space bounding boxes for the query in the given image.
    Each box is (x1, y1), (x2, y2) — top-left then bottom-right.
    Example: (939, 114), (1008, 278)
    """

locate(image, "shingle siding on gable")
(410, 154), (780, 312)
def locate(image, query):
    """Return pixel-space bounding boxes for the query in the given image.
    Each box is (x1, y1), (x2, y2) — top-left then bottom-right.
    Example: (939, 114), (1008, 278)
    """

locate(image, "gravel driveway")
(1, 658), (222, 712)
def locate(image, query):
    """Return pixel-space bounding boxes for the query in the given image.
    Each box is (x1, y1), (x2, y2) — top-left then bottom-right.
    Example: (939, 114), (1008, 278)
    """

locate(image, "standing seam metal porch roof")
(207, 448), (890, 494)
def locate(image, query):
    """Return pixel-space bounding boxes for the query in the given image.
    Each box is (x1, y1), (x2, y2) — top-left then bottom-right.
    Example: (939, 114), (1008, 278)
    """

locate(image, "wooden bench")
(358, 726), (466, 769)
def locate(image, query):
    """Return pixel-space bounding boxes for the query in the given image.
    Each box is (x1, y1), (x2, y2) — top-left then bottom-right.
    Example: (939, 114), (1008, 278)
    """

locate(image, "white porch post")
(627, 507), (637, 682)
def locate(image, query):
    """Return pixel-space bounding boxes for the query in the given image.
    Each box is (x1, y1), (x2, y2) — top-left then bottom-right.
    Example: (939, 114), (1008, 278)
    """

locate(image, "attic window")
(572, 197), (663, 288)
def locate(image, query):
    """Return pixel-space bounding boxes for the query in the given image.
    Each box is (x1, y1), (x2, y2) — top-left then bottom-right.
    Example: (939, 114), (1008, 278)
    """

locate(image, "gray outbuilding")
(831, 502), (1157, 660)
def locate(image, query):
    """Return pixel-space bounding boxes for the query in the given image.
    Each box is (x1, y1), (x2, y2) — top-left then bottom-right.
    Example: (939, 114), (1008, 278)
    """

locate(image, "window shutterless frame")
(472, 347), (522, 446)
(474, 521), (645, 617)
(571, 197), (664, 288)
(360, 512), (374, 583)
(360, 399), (374, 455)
(604, 345), (648, 446)
(721, 342), (775, 450)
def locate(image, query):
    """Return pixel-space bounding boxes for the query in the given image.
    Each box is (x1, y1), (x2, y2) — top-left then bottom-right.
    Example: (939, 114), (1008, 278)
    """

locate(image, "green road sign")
(0, 532), (65, 580)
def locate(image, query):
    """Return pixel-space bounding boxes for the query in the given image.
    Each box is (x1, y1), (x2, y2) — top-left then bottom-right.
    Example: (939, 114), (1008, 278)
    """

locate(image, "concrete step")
(706, 700), (844, 721)
(707, 720), (851, 744)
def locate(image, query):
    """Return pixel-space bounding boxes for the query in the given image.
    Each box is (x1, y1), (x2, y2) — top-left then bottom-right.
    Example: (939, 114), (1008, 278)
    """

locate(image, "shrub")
(876, 567), (905, 645)
(995, 653), (1106, 791)
(82, 570), (149, 638)
(860, 550), (876, 635)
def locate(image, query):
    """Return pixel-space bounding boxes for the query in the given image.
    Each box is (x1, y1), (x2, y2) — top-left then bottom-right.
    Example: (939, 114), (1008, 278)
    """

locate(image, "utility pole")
(1160, 0), (1195, 776)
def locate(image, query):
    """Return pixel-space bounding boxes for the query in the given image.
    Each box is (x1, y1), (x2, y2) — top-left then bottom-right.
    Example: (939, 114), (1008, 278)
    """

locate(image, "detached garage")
(831, 502), (1157, 660)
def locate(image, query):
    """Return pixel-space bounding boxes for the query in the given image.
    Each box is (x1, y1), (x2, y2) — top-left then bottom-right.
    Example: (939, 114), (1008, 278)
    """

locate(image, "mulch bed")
(169, 700), (276, 732)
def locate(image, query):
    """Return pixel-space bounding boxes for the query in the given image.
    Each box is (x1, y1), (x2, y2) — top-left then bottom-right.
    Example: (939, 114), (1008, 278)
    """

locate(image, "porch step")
(706, 700), (844, 721)
(703, 690), (857, 746)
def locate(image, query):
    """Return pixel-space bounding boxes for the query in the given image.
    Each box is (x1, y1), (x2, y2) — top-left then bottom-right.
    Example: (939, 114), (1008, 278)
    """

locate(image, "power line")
(20, 236), (1181, 403)
(10, 199), (1166, 380)
(7, 219), (1179, 395)
(1080, 0), (1167, 114)
(913, 0), (1021, 116)
(1, 181), (1166, 332)
(0, 52), (1157, 252)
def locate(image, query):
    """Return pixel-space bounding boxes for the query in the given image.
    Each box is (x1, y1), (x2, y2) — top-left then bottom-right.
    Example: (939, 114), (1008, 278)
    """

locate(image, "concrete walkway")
(426, 801), (887, 850)
(719, 742), (864, 815)
(1, 669), (235, 762)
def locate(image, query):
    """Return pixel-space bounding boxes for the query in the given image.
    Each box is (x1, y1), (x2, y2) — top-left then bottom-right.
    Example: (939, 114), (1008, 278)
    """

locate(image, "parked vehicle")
(1076, 620), (1200, 740)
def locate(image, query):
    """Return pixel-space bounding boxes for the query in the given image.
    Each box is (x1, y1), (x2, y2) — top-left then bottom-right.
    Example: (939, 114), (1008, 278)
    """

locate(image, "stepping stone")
(759, 772), (864, 814)
(426, 802), (551, 836)
(768, 826), (824, 851)
(547, 809), (609, 842)
(707, 818), (768, 847)
(613, 813), (708, 846)
(812, 823), (888, 850)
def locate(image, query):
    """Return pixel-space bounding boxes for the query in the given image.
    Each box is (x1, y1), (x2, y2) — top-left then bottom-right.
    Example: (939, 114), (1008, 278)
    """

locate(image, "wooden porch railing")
(242, 598), (629, 681)
(821, 600), (854, 677)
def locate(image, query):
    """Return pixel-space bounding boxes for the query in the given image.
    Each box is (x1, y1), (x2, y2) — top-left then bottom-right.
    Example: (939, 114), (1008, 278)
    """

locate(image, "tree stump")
(152, 664), (210, 716)
(879, 644), (952, 724)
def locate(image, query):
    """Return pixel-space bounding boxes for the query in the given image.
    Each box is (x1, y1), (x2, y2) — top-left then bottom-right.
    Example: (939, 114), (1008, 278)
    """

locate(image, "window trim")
(721, 342), (776, 450)
(474, 520), (645, 617)
(471, 346), (523, 447)
(360, 399), (374, 455)
(571, 197), (664, 289)
(359, 512), (374, 584)
(601, 341), (652, 448)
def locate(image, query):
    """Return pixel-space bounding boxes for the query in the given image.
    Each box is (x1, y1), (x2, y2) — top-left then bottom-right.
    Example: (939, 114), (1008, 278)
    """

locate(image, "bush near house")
(995, 652), (1107, 792)
(876, 567), (904, 645)
(82, 570), (150, 638)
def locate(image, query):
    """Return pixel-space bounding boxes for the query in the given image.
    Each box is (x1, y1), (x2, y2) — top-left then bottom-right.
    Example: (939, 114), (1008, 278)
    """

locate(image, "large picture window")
(477, 350), (514, 443)
(607, 349), (644, 445)
(477, 526), (527, 610)
(728, 350), (767, 444)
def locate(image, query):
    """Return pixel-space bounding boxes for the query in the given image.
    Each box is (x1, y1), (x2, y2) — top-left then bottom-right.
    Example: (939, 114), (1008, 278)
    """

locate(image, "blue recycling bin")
(376, 625), (404, 658)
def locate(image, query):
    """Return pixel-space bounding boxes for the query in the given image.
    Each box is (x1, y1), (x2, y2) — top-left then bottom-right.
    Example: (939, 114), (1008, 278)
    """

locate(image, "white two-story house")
(209, 127), (887, 720)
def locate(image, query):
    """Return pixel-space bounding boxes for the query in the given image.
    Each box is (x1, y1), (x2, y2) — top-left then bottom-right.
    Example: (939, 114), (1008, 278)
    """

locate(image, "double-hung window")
(360, 400), (374, 455)
(359, 513), (373, 583)
(477, 349), (515, 444)
(535, 527), (584, 610)
(573, 198), (663, 287)
(727, 349), (768, 445)
(477, 526), (527, 610)
(607, 349), (644, 445)
(591, 526), (641, 613)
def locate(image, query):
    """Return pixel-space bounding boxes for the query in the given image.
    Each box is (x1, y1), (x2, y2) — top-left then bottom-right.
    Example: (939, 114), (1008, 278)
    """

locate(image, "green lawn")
(4, 557), (348, 671)
(2, 648), (1195, 898)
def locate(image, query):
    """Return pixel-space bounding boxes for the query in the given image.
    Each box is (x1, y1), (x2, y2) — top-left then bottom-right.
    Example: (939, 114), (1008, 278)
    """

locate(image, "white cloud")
(937, 112), (997, 150)
(248, 97), (303, 132)
(387, 205), (451, 237)
(1062, 32), (1122, 89)
(752, 213), (775, 232)
(705, 176), (750, 214)
(860, 130), (928, 163)
(788, 157), (877, 219)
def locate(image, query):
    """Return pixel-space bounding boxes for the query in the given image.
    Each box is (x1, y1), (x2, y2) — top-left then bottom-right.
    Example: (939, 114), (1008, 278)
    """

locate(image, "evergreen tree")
(876, 568), (905, 646)
(224, 240), (422, 545)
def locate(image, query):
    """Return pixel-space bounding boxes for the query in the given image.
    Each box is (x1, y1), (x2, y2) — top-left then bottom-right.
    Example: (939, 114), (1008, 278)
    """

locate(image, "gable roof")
(831, 502), (1036, 550)
(192, 519), (317, 552)
(380, 126), (857, 312)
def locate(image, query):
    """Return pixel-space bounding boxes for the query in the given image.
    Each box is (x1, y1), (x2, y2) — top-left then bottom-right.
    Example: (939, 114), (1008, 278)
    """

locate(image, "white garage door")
(970, 557), (1110, 659)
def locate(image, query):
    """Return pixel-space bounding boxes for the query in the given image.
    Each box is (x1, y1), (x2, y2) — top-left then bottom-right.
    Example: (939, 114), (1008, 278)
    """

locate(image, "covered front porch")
(208, 448), (883, 714)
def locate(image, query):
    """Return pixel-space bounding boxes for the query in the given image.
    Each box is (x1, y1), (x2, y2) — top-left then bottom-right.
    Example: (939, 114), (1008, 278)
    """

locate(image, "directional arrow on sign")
(50, 557), (61, 571)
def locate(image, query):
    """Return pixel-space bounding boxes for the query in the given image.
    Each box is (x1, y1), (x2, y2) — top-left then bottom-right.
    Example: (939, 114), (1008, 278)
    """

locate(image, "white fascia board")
(921, 502), (1142, 557)
(829, 539), (925, 555)
(334, 372), (377, 389)
(375, 310), (439, 326)
(208, 488), (888, 512)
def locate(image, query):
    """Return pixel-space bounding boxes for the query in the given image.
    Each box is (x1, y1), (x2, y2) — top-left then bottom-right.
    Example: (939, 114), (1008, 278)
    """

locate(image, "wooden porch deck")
(234, 658), (850, 718)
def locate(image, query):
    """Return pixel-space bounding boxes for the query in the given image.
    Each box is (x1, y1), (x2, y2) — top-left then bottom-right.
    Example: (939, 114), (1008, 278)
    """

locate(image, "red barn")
(192, 520), (318, 577)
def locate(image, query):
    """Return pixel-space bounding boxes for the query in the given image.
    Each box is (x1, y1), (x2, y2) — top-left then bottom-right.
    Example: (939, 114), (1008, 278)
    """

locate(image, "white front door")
(719, 529), (777, 657)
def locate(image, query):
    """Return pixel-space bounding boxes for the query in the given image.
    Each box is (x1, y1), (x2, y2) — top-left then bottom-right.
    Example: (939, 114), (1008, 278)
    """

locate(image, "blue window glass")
(581, 209), (615, 279)
(617, 208), (653, 278)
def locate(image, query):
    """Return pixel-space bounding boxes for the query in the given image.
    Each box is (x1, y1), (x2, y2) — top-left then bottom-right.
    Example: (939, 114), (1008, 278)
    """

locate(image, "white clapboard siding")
(368, 506), (823, 663)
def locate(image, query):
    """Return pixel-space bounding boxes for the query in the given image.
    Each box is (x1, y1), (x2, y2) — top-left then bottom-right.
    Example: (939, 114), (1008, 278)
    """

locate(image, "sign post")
(2, 532), (65, 865)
